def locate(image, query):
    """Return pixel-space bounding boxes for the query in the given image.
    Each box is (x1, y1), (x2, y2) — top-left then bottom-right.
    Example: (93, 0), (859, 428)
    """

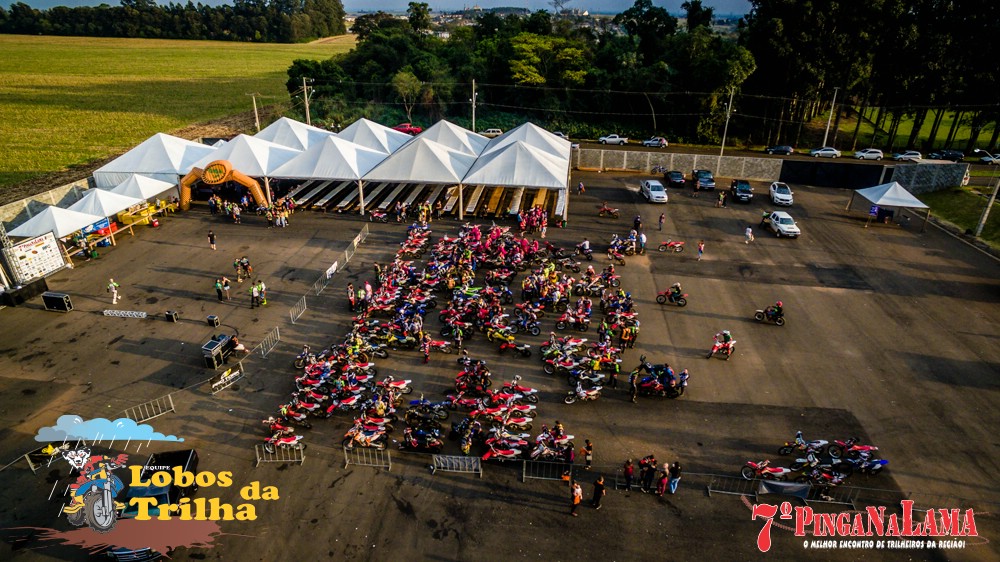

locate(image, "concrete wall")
(575, 148), (782, 182)
(890, 162), (967, 195)
(0, 179), (91, 228)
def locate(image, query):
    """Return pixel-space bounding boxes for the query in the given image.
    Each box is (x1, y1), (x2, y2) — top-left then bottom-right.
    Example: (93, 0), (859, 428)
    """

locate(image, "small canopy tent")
(416, 120), (490, 156)
(337, 118), (412, 155)
(845, 181), (931, 231)
(254, 117), (335, 151)
(107, 174), (178, 201)
(8, 206), (103, 239)
(67, 189), (143, 218)
(93, 133), (216, 188)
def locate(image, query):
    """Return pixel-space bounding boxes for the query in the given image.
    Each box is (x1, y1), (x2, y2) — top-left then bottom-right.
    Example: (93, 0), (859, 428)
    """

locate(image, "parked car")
(729, 179), (753, 203)
(854, 148), (883, 160)
(761, 211), (801, 238)
(392, 123), (422, 135)
(974, 150), (1000, 165)
(640, 179), (668, 203)
(691, 169), (716, 191)
(642, 136), (668, 148)
(664, 170), (686, 188)
(809, 147), (841, 158)
(769, 182), (794, 206)
(927, 149), (964, 162)
(893, 150), (922, 162)
(598, 134), (628, 145)
(481, 128), (503, 138)
(765, 145), (794, 155)
(552, 131), (570, 140)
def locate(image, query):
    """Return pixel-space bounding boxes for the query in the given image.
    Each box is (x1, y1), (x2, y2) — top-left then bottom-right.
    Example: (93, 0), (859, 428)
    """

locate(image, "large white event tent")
(187, 134), (301, 177)
(337, 118), (412, 154)
(67, 188), (143, 218)
(271, 135), (386, 180)
(8, 206), (102, 239)
(107, 174), (178, 201)
(417, 120), (490, 156)
(254, 117), (335, 151)
(463, 141), (569, 188)
(483, 122), (572, 161)
(93, 133), (216, 188)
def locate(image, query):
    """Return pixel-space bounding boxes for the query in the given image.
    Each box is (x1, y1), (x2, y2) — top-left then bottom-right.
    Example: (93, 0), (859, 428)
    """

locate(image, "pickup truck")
(761, 211), (801, 238)
(598, 134), (628, 145)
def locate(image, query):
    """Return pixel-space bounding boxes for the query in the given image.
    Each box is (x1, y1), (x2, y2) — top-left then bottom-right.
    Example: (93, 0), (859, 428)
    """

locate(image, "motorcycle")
(428, 339), (455, 354)
(501, 376), (539, 404)
(498, 341), (532, 357)
(62, 457), (126, 532)
(397, 427), (444, 453)
(481, 443), (524, 462)
(657, 239), (685, 253)
(656, 290), (688, 307)
(778, 432), (829, 456)
(369, 210), (389, 223)
(838, 455), (888, 476)
(754, 306), (785, 326)
(555, 312), (590, 332)
(575, 243), (594, 261)
(564, 383), (602, 404)
(607, 249), (627, 265)
(597, 204), (620, 219)
(828, 437), (878, 459)
(407, 397), (451, 421)
(264, 433), (306, 454)
(509, 317), (542, 337)
(706, 336), (736, 360)
(741, 460), (793, 481)
(342, 422), (389, 450)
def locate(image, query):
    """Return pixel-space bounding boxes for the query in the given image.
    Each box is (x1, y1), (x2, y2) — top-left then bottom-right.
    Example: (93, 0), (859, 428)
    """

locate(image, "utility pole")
(719, 88), (735, 158)
(247, 93), (261, 132)
(975, 176), (1000, 237)
(822, 86), (840, 147)
(471, 79), (477, 133)
(302, 77), (313, 126)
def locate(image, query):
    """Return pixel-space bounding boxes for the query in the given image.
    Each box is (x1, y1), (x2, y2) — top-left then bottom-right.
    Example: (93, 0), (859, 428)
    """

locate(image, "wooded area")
(288, 0), (998, 152)
(0, 0), (346, 43)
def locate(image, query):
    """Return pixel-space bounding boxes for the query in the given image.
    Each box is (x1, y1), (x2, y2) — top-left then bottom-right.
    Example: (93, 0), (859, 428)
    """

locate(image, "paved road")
(0, 174), (997, 561)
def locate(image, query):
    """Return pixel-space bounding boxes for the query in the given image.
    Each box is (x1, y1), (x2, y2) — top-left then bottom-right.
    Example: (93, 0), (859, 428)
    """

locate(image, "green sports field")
(0, 34), (354, 189)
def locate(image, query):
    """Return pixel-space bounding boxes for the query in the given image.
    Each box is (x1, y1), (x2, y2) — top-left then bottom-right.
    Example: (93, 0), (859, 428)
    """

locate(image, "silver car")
(855, 148), (883, 160)
(893, 151), (922, 162)
(809, 147), (841, 158)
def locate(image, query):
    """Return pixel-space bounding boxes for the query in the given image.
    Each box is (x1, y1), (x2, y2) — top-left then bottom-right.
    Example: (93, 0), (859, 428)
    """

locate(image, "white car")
(481, 128), (503, 138)
(893, 151), (922, 162)
(762, 211), (800, 238)
(810, 147), (841, 158)
(855, 148), (883, 160)
(769, 182), (794, 206)
(640, 180), (668, 203)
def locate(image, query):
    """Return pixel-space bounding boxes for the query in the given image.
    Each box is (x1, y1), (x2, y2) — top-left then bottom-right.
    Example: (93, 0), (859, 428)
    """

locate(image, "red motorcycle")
(741, 460), (792, 480)
(706, 334), (736, 360)
(656, 290), (688, 307)
(828, 438), (879, 459)
(658, 239), (685, 253)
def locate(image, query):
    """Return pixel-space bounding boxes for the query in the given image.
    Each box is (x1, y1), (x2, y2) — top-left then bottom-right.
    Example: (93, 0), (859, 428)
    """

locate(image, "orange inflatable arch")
(179, 160), (267, 211)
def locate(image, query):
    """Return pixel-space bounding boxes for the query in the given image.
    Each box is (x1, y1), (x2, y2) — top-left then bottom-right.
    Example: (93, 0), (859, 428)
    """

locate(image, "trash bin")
(207, 315), (220, 327)
(165, 311), (179, 322)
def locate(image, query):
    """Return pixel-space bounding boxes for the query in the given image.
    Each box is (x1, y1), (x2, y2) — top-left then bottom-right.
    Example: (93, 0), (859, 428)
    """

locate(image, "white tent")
(188, 134), (301, 177)
(846, 181), (931, 231)
(463, 141), (569, 188)
(107, 174), (178, 201)
(416, 120), (489, 156)
(93, 133), (216, 188)
(337, 118), (412, 154)
(254, 117), (335, 151)
(483, 122), (571, 161)
(270, 135), (387, 180)
(364, 138), (477, 184)
(8, 206), (103, 239)
(68, 189), (143, 218)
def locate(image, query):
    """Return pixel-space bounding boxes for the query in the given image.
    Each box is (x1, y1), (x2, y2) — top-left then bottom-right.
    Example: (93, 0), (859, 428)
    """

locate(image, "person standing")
(633, 215), (642, 232)
(233, 258), (243, 282)
(570, 481), (583, 517)
(582, 439), (594, 470)
(208, 230), (216, 250)
(745, 226), (754, 244)
(257, 280), (267, 305)
(656, 470), (669, 496)
(623, 459), (635, 492)
(591, 476), (606, 510)
(697, 240), (705, 261)
(249, 283), (261, 309)
(628, 369), (638, 403)
(658, 213), (665, 231)
(214, 278), (224, 302)
(421, 333), (431, 364)
(107, 278), (120, 305)
(347, 283), (356, 312)
(221, 276), (232, 301)
(577, 181), (585, 195)
(638, 231), (647, 255)
(669, 461), (682, 494)
(357, 285), (367, 314)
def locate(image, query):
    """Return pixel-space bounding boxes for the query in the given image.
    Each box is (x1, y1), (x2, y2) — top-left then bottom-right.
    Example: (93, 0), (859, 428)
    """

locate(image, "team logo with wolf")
(60, 447), (128, 533)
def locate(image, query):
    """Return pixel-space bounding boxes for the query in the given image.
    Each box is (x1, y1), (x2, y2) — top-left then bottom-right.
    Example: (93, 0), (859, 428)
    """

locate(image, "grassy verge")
(920, 187), (1000, 247)
(0, 34), (354, 189)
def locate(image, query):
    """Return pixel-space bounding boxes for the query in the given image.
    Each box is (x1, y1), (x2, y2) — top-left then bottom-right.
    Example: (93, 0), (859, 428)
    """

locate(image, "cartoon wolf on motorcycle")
(60, 447), (128, 533)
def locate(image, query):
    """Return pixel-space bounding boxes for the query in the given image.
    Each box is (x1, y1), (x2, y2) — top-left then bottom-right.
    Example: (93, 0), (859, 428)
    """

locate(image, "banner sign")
(3, 232), (67, 284)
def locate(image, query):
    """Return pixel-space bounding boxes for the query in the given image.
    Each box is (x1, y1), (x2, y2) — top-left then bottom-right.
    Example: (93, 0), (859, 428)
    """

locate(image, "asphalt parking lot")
(1, 171), (998, 561)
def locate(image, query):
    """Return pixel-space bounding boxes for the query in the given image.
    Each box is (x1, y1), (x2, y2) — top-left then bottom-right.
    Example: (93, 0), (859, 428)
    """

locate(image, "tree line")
(288, 0), (998, 152)
(0, 0), (346, 43)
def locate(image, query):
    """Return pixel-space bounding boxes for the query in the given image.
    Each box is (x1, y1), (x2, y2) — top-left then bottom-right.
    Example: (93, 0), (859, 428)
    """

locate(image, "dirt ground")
(0, 172), (998, 561)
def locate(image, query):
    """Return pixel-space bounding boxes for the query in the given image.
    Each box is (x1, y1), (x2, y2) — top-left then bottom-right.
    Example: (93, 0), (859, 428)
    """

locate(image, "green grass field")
(921, 186), (1000, 248)
(842, 106), (997, 151)
(0, 34), (355, 189)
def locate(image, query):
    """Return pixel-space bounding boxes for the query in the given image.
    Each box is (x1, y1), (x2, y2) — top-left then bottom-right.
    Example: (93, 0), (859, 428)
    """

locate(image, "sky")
(15, 0), (753, 17)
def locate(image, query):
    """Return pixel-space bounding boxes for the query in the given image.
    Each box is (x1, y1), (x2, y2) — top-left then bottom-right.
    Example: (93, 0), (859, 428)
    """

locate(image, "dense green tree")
(681, 0), (713, 31)
(407, 2), (431, 34)
(613, 0), (677, 66)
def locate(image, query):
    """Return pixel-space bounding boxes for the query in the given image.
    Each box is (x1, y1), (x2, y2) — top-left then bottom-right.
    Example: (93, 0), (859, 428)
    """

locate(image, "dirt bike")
(658, 240), (685, 253)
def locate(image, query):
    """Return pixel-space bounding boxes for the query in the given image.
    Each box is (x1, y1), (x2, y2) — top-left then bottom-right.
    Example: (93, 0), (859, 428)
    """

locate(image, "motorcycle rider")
(770, 300), (783, 319)
(578, 238), (591, 256)
(670, 282), (683, 303)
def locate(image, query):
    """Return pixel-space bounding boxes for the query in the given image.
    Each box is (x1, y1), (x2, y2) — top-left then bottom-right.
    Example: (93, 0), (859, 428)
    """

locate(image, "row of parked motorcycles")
(741, 431), (888, 486)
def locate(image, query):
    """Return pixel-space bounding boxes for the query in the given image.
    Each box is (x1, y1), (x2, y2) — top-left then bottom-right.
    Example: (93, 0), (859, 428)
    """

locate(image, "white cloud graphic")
(34, 415), (184, 442)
